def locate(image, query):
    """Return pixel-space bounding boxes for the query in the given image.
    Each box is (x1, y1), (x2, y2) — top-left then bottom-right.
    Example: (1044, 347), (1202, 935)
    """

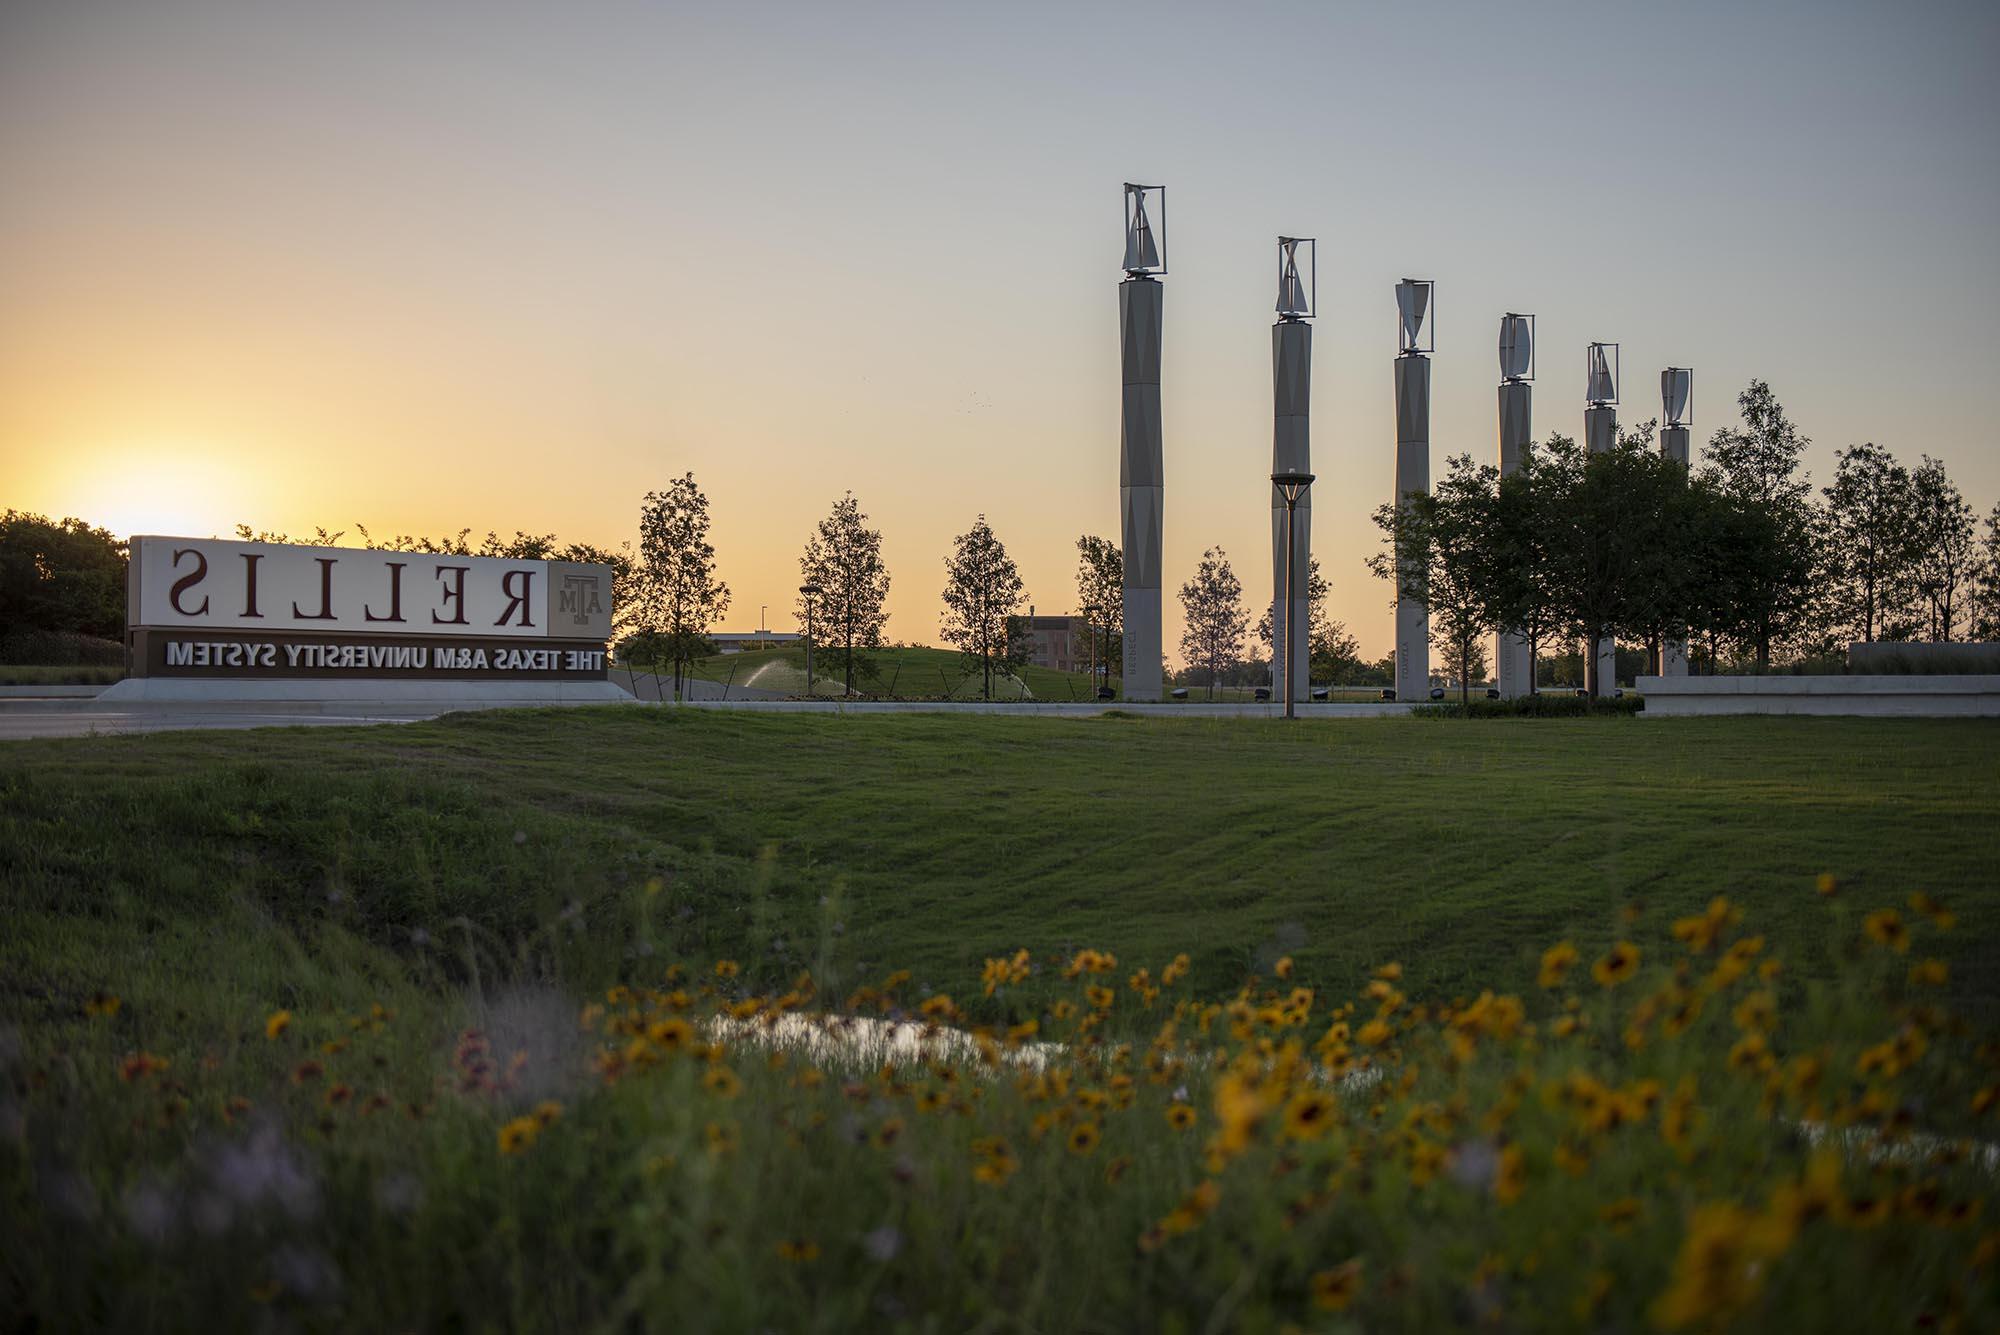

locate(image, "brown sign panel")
(131, 629), (609, 680)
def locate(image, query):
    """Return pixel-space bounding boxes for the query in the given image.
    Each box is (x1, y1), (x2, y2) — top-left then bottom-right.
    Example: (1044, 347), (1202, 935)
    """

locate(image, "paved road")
(0, 700), (447, 739)
(0, 694), (1419, 740)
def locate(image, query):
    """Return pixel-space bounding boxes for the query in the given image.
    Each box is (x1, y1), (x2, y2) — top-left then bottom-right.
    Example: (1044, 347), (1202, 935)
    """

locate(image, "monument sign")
(120, 536), (614, 688)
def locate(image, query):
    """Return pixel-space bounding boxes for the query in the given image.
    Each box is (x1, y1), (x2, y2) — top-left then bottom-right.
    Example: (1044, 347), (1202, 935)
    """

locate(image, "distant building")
(711, 632), (802, 654)
(1009, 608), (1087, 673)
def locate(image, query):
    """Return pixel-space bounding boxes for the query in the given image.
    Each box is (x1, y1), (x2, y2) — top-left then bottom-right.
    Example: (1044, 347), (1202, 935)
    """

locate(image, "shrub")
(1413, 693), (1644, 719)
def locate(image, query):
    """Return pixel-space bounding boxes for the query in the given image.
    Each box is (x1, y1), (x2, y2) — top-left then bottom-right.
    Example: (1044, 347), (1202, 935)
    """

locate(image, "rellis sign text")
(127, 537), (613, 681)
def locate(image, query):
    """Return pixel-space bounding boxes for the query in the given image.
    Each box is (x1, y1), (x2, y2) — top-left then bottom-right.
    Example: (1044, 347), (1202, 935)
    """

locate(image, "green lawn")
(4, 710), (1994, 1027)
(5, 710), (1996, 1330)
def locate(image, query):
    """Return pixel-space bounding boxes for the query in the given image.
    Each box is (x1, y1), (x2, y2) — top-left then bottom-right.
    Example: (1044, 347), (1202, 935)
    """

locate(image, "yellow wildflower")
(264, 1010), (293, 1040)
(1862, 910), (1909, 954)
(497, 1116), (539, 1155)
(1592, 942), (1640, 988)
(1309, 1259), (1363, 1312)
(1067, 1121), (1101, 1156)
(1538, 941), (1579, 988)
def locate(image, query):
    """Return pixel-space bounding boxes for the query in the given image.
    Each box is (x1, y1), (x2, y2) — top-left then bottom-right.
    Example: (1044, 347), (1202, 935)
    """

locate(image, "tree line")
(1372, 380), (2000, 703)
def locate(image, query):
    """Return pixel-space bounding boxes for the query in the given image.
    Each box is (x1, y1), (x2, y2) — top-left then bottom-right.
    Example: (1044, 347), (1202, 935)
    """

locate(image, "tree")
(939, 515), (1025, 700)
(1370, 455), (1500, 707)
(1485, 447), (1568, 690)
(1823, 443), (1916, 643)
(1972, 503), (2000, 642)
(1698, 381), (1819, 668)
(634, 473), (730, 701)
(1251, 555), (1361, 685)
(0, 512), (127, 644)
(1178, 547), (1248, 699)
(1074, 534), (1124, 684)
(799, 493), (891, 696)
(1907, 455), (1977, 641)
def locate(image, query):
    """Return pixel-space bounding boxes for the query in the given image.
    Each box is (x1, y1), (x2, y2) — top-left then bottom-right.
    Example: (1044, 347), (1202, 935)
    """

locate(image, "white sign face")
(129, 536), (612, 641)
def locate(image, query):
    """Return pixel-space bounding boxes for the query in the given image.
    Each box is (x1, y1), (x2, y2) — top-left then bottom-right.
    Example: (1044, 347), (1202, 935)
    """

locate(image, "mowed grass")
(3, 709), (1995, 1027)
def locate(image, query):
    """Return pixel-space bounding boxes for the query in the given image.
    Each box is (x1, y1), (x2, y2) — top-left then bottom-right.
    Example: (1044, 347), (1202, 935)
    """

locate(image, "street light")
(799, 581), (821, 696)
(1270, 471), (1315, 720)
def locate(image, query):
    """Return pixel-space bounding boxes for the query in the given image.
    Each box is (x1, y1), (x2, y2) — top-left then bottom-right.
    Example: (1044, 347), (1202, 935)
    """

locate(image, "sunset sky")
(4, 0), (1997, 660)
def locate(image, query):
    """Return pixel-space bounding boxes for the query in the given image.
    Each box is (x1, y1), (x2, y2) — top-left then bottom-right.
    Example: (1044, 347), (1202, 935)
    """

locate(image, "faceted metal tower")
(1393, 280), (1434, 702)
(1584, 342), (1620, 695)
(1495, 314), (1535, 698)
(1118, 184), (1165, 702)
(1270, 237), (1314, 703)
(1660, 367), (1694, 676)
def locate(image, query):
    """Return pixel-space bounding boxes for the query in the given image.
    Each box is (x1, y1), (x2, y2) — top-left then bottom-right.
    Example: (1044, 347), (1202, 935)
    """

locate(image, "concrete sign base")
(1636, 674), (2000, 718)
(98, 678), (630, 706)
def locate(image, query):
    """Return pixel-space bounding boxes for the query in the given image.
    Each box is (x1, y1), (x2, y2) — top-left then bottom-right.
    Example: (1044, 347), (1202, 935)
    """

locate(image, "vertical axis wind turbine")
(1393, 279), (1434, 704)
(1270, 237), (1315, 704)
(1118, 183), (1166, 701)
(1659, 367), (1694, 677)
(1584, 341), (1620, 697)
(1496, 313), (1535, 698)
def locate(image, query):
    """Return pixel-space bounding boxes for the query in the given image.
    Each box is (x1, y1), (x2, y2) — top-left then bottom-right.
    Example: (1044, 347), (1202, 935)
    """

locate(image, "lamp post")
(799, 581), (820, 697)
(1271, 472), (1315, 720)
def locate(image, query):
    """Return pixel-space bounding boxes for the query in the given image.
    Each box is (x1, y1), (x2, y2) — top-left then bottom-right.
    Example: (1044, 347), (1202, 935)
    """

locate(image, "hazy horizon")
(5, 0), (1997, 661)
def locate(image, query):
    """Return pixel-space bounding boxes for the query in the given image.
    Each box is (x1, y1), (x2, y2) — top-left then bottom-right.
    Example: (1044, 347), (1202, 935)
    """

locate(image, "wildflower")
(1728, 1033), (1772, 1075)
(1166, 1102), (1197, 1131)
(1599, 1197), (1641, 1231)
(919, 993), (955, 1021)
(1862, 910), (1909, 954)
(1908, 958), (1949, 987)
(1494, 1144), (1526, 1205)
(1273, 955), (1294, 980)
(714, 960), (741, 979)
(497, 1116), (539, 1155)
(1909, 892), (1956, 931)
(1161, 953), (1191, 986)
(774, 1239), (820, 1262)
(533, 1100), (562, 1127)
(1310, 1259), (1363, 1312)
(290, 1060), (323, 1085)
(704, 1121), (739, 1156)
(1067, 1121), (1101, 1156)
(1282, 1091), (1336, 1142)
(118, 1052), (168, 1082)
(1356, 1018), (1393, 1047)
(646, 1017), (693, 1050)
(265, 1011), (293, 1040)
(1661, 1079), (1701, 1154)
(971, 1139), (1018, 1185)
(1732, 991), (1777, 1033)
(1538, 941), (1579, 988)
(702, 1066), (742, 1099)
(1006, 1019), (1039, 1045)
(1085, 985), (1115, 1011)
(1815, 872), (1839, 897)
(1104, 1154), (1132, 1185)
(873, 1117), (905, 1148)
(1592, 942), (1640, 987)
(1160, 1180), (1221, 1236)
(1649, 1202), (1793, 1329)
(83, 991), (121, 1019)
(1671, 898), (1736, 953)
(324, 1083), (353, 1107)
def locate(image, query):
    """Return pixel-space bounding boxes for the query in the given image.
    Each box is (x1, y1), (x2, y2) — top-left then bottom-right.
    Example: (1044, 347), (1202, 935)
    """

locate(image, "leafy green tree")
(1178, 547), (1248, 700)
(1074, 534), (1123, 684)
(800, 493), (892, 696)
(1971, 503), (2000, 642)
(940, 515), (1025, 700)
(635, 473), (731, 700)
(1822, 443), (1917, 643)
(1698, 381), (1820, 668)
(0, 511), (127, 643)
(1250, 555), (1359, 684)
(1907, 455), (1977, 641)
(1370, 455), (1500, 707)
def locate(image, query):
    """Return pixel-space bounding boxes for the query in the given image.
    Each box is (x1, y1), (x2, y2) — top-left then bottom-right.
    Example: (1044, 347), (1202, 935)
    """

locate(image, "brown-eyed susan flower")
(646, 1017), (693, 1050)
(118, 1051), (167, 1082)
(1309, 1259), (1363, 1311)
(290, 1060), (323, 1085)
(1592, 942), (1640, 987)
(83, 991), (121, 1019)
(702, 1066), (742, 1099)
(533, 1100), (562, 1127)
(918, 993), (955, 1020)
(1282, 1091), (1335, 1142)
(497, 1116), (539, 1155)
(713, 960), (741, 979)
(704, 1121), (739, 1156)
(774, 1239), (820, 1262)
(1104, 1154), (1132, 1185)
(264, 1010), (293, 1040)
(324, 1083), (354, 1107)
(1815, 872), (1839, 897)
(971, 1140), (1018, 1185)
(1494, 1144), (1526, 1205)
(1166, 1102), (1197, 1131)
(1538, 941), (1579, 988)
(1066, 1121), (1101, 1156)
(1908, 958), (1949, 987)
(1649, 1202), (1791, 1329)
(1084, 985), (1115, 1011)
(1273, 955), (1294, 980)
(1863, 910), (1909, 953)
(1908, 892), (1956, 930)
(1732, 991), (1776, 1033)
(1356, 1018), (1393, 1047)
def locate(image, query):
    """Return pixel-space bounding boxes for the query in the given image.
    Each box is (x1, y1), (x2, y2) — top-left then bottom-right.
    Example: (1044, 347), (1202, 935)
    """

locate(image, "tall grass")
(4, 881), (1993, 1331)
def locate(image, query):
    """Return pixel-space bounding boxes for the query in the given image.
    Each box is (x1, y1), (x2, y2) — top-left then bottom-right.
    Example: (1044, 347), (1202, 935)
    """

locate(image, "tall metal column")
(1118, 183), (1165, 702)
(1270, 237), (1314, 704)
(1496, 313), (1534, 698)
(1393, 279), (1434, 703)
(1660, 367), (1693, 676)
(1584, 341), (1619, 696)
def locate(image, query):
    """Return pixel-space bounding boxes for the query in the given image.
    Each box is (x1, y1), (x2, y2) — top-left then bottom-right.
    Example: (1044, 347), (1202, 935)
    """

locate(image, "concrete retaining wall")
(97, 678), (631, 707)
(1636, 674), (2000, 718)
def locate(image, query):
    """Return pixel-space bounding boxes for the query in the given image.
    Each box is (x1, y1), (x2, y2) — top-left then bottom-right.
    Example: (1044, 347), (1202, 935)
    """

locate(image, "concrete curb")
(0, 685), (108, 699)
